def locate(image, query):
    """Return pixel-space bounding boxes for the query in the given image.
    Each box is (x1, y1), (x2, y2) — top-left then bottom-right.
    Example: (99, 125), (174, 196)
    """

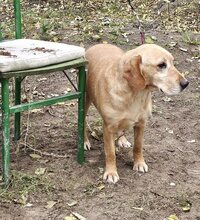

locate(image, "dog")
(84, 43), (189, 184)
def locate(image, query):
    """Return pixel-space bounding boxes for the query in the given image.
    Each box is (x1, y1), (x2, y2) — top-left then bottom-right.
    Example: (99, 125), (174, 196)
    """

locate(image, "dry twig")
(20, 142), (68, 158)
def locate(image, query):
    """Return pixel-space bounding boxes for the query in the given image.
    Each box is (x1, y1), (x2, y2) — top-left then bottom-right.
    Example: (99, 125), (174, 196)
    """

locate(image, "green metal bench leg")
(1, 79), (11, 187)
(14, 77), (21, 140)
(77, 66), (86, 164)
(14, 0), (22, 141)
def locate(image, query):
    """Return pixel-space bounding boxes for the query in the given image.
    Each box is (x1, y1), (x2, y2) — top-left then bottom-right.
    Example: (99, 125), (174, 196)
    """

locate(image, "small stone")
(170, 182), (176, 186)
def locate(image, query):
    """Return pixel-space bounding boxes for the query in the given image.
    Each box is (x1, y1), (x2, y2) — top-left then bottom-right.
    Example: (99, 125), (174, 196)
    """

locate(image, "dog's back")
(85, 44), (124, 109)
(86, 44), (124, 66)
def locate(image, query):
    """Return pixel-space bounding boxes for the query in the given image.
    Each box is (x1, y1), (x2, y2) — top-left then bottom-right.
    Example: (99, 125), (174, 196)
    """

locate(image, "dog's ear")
(123, 55), (146, 91)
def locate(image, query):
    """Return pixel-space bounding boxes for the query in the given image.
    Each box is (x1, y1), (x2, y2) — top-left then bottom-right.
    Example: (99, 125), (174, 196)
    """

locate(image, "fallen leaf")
(46, 201), (57, 209)
(92, 35), (101, 40)
(91, 130), (101, 140)
(166, 128), (174, 134)
(35, 21), (40, 29)
(50, 93), (59, 97)
(69, 69), (77, 74)
(65, 102), (75, 106)
(32, 90), (38, 95)
(186, 58), (193, 63)
(151, 36), (157, 41)
(29, 153), (42, 159)
(56, 102), (66, 106)
(179, 47), (188, 52)
(25, 203), (33, 207)
(187, 140), (195, 143)
(72, 212), (86, 220)
(67, 201), (78, 207)
(132, 206), (144, 211)
(88, 159), (98, 164)
(37, 77), (47, 82)
(31, 109), (43, 113)
(80, 42), (84, 48)
(182, 205), (191, 212)
(145, 36), (155, 44)
(19, 193), (28, 205)
(183, 71), (190, 76)
(50, 31), (57, 36)
(180, 200), (192, 212)
(97, 184), (105, 191)
(39, 159), (49, 164)
(169, 42), (177, 47)
(64, 216), (77, 220)
(162, 97), (172, 102)
(168, 214), (179, 220)
(98, 167), (104, 174)
(35, 168), (46, 175)
(44, 123), (51, 127)
(169, 182), (176, 186)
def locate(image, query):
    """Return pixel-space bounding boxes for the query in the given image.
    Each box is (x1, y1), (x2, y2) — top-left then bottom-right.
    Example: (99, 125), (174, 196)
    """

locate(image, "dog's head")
(122, 44), (189, 95)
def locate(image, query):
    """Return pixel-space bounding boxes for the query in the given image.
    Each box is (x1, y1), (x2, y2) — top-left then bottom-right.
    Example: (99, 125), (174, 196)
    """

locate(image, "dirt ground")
(0, 1), (200, 220)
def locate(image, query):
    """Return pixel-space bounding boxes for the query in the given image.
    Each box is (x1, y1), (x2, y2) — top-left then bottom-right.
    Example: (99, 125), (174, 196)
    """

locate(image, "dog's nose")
(180, 78), (189, 90)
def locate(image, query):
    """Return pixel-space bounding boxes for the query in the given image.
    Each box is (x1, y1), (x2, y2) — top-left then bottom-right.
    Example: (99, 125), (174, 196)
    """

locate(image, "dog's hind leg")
(133, 119), (148, 172)
(84, 95), (92, 150)
(117, 132), (131, 148)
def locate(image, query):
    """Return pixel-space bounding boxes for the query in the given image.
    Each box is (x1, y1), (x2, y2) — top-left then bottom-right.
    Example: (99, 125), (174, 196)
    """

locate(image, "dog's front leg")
(103, 124), (119, 184)
(133, 119), (148, 172)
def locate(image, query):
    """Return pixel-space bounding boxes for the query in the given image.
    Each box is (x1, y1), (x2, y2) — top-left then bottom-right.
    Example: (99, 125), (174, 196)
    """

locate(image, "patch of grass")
(1, 0), (198, 45)
(182, 32), (200, 45)
(0, 170), (55, 203)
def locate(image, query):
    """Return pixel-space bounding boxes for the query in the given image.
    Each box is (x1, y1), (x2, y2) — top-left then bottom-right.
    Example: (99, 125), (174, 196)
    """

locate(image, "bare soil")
(0, 3), (200, 220)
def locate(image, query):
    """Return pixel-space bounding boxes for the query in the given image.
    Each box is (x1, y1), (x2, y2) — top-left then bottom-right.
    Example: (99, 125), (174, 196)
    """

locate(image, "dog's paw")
(103, 170), (119, 184)
(84, 140), (91, 150)
(133, 161), (148, 173)
(117, 136), (131, 148)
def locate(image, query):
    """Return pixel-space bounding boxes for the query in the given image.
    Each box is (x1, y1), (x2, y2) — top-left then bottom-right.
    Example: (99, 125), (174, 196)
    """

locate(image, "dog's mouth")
(153, 86), (171, 95)
(159, 87), (182, 96)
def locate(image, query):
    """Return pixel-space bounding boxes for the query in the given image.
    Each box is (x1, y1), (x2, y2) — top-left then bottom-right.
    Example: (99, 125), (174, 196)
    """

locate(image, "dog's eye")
(158, 62), (167, 69)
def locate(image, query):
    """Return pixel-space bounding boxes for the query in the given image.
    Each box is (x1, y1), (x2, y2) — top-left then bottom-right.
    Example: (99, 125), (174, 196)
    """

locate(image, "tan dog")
(84, 44), (188, 184)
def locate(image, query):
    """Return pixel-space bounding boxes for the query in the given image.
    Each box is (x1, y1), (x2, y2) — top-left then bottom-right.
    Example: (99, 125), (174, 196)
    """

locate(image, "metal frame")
(0, 0), (87, 187)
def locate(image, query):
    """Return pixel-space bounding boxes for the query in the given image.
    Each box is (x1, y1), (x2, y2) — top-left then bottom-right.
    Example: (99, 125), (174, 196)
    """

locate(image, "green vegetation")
(182, 32), (200, 45)
(0, 170), (54, 203)
(0, 0), (199, 44)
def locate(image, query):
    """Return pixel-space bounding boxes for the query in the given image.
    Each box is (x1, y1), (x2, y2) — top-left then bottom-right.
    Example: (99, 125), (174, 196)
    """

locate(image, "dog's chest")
(107, 92), (152, 130)
(123, 100), (151, 125)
